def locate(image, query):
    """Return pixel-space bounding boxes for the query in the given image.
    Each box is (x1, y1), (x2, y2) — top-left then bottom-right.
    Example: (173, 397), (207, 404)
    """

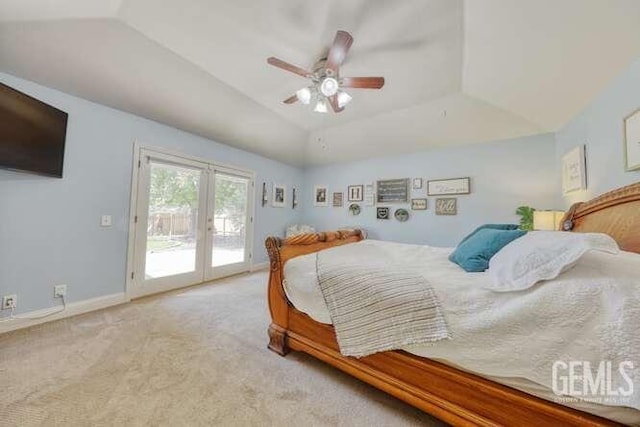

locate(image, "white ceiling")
(1, 0), (639, 166)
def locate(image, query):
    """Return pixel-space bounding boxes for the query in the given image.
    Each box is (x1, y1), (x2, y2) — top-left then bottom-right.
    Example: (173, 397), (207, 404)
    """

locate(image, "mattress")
(283, 239), (640, 425)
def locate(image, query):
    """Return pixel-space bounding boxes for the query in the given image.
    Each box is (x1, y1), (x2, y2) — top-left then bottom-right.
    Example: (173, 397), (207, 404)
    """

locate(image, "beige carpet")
(0, 271), (446, 426)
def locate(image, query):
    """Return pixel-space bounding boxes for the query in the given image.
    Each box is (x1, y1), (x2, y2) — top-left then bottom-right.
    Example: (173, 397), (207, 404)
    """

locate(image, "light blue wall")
(556, 57), (640, 208)
(0, 72), (303, 314)
(302, 134), (558, 247)
(4, 54), (638, 316)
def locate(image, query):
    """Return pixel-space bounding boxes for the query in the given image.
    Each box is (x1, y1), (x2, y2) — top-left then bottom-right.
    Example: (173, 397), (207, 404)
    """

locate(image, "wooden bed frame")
(265, 182), (640, 426)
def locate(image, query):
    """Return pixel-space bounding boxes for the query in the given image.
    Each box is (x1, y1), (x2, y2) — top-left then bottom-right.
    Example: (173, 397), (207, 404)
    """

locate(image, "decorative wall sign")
(314, 185), (329, 206)
(261, 182), (268, 207)
(377, 178), (409, 203)
(624, 108), (640, 171)
(272, 184), (286, 208)
(292, 188), (298, 209)
(412, 178), (423, 190)
(348, 185), (364, 201)
(411, 198), (427, 210)
(435, 198), (457, 215)
(394, 208), (409, 222)
(364, 184), (375, 206)
(427, 178), (470, 196)
(376, 207), (390, 220)
(348, 203), (361, 216)
(332, 192), (344, 207)
(562, 145), (587, 193)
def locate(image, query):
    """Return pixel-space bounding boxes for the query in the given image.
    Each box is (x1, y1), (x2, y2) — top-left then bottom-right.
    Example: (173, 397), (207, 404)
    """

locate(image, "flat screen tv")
(0, 82), (68, 178)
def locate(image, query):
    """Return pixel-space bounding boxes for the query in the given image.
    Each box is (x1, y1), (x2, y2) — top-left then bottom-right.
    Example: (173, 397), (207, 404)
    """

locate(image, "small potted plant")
(516, 206), (535, 231)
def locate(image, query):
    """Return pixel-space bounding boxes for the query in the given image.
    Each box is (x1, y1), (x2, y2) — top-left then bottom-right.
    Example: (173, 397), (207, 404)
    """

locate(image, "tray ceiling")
(1, 0), (638, 165)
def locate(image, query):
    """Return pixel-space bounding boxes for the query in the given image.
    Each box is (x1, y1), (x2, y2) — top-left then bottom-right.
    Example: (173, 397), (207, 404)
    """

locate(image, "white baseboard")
(251, 261), (269, 272)
(0, 292), (129, 335)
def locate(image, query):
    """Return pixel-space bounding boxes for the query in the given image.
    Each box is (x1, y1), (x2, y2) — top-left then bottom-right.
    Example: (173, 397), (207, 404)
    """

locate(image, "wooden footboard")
(265, 229), (621, 426)
(265, 229), (364, 355)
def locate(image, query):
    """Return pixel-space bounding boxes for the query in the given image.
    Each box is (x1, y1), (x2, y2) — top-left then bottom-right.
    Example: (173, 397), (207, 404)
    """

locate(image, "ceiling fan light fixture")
(337, 91), (352, 108)
(296, 87), (312, 105)
(320, 77), (339, 97)
(314, 99), (328, 113)
(267, 31), (384, 114)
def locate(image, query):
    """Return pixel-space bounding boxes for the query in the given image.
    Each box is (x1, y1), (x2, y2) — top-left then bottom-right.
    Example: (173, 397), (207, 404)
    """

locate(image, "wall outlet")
(100, 215), (112, 227)
(2, 294), (17, 310)
(54, 285), (67, 298)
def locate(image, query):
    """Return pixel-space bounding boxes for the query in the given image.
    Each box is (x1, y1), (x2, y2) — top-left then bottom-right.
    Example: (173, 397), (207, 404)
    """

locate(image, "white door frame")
(125, 142), (256, 299)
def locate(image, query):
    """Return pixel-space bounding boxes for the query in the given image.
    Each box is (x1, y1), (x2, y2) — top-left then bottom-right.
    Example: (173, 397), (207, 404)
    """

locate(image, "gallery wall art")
(435, 198), (457, 215)
(377, 178), (409, 203)
(314, 185), (329, 207)
(427, 178), (470, 196)
(272, 184), (286, 208)
(562, 145), (587, 193)
(624, 108), (640, 171)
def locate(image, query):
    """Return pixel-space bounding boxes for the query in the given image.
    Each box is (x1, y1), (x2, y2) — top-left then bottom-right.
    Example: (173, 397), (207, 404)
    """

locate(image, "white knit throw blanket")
(316, 251), (450, 358)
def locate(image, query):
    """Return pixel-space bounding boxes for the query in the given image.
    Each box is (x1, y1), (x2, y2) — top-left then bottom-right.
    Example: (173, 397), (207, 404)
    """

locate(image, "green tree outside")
(149, 165), (247, 237)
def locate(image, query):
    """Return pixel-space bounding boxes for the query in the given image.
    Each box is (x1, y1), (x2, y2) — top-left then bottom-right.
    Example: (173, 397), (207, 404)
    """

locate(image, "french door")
(130, 148), (254, 298)
(206, 168), (253, 280)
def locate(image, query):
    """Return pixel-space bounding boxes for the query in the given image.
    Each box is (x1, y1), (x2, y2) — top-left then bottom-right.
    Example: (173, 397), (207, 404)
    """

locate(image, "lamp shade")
(337, 91), (352, 108)
(320, 77), (339, 97)
(296, 87), (311, 104)
(314, 99), (328, 113)
(533, 210), (565, 231)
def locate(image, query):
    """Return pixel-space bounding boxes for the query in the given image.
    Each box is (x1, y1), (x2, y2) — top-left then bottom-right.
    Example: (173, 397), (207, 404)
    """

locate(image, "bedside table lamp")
(533, 210), (565, 231)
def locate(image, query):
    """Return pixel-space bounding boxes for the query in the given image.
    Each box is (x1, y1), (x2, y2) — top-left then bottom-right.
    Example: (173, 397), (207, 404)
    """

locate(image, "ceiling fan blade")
(283, 94), (298, 104)
(341, 77), (385, 89)
(267, 57), (311, 78)
(328, 95), (344, 113)
(325, 30), (353, 72)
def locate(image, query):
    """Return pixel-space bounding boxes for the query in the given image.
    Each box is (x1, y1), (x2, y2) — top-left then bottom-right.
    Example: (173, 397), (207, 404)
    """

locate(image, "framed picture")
(562, 145), (587, 193)
(412, 178), (423, 189)
(411, 198), (427, 210)
(272, 184), (286, 208)
(435, 198), (457, 215)
(348, 203), (361, 216)
(427, 177), (470, 196)
(376, 207), (390, 220)
(394, 208), (409, 222)
(347, 185), (364, 201)
(332, 192), (344, 207)
(261, 182), (268, 207)
(364, 184), (375, 206)
(314, 185), (329, 207)
(292, 188), (298, 209)
(377, 178), (409, 203)
(624, 108), (640, 171)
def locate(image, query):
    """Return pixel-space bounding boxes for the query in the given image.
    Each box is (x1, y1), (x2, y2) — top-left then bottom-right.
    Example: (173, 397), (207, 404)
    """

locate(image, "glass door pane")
(144, 161), (202, 279)
(132, 148), (254, 297)
(211, 172), (250, 271)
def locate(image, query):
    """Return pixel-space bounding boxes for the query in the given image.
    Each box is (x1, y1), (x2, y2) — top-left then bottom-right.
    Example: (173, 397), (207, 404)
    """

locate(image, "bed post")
(265, 236), (290, 356)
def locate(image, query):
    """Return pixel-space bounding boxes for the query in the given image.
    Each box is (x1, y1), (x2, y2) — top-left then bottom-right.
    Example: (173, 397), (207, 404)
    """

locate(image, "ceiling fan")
(267, 30), (385, 113)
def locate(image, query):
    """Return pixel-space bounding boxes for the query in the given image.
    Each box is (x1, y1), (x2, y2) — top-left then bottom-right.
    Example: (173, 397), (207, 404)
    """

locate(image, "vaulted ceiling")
(1, 0), (639, 166)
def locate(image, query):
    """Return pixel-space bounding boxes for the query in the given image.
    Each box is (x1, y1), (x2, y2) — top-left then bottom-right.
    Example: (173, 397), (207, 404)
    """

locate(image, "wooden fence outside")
(147, 210), (243, 241)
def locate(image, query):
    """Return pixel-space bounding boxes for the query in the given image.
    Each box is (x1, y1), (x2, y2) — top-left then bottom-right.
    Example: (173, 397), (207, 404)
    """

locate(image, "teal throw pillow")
(449, 228), (527, 272)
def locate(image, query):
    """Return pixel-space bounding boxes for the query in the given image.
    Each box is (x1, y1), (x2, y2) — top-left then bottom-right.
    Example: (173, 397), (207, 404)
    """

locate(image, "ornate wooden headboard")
(562, 182), (640, 253)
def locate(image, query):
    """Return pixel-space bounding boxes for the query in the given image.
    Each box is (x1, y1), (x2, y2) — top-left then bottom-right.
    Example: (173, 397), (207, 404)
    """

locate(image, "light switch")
(100, 215), (112, 227)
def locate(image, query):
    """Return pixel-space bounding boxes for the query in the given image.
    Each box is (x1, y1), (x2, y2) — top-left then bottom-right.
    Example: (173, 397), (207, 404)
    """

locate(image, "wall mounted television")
(0, 82), (68, 178)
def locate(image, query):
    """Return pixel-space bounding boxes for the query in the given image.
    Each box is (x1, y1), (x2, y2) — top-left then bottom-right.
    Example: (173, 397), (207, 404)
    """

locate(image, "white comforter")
(283, 239), (640, 412)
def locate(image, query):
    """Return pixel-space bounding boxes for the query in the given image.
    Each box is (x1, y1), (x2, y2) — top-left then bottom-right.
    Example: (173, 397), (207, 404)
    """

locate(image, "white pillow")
(486, 231), (620, 292)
